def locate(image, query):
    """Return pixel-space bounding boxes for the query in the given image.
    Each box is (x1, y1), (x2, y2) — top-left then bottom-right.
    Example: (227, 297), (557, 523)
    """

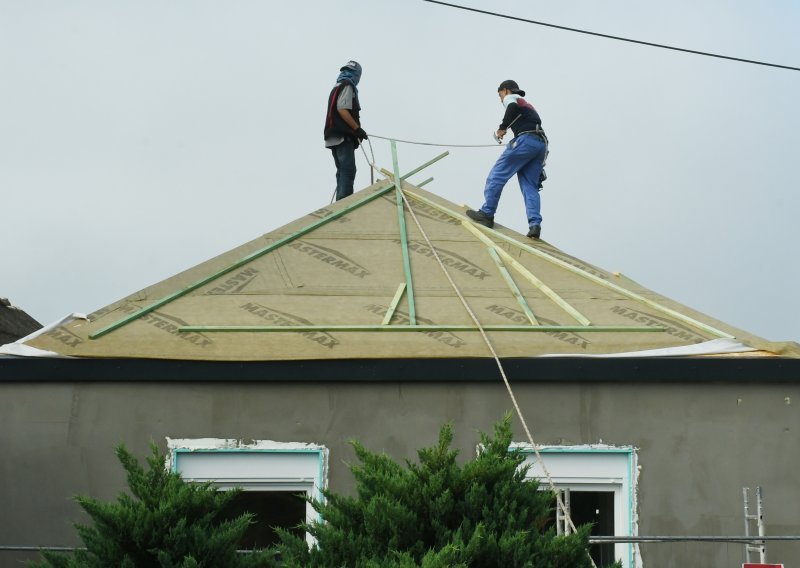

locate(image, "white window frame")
(167, 438), (328, 546)
(511, 443), (640, 568)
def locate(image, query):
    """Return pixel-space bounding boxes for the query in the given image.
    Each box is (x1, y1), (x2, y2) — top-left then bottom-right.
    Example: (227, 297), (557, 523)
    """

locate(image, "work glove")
(354, 127), (368, 141)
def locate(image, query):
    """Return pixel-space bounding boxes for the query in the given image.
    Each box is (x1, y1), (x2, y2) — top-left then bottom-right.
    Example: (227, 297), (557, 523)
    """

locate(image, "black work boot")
(526, 224), (541, 239)
(466, 209), (494, 228)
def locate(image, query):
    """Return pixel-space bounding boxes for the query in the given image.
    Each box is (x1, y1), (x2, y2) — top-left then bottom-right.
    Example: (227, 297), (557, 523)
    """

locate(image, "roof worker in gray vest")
(467, 80), (548, 239)
(324, 60), (368, 201)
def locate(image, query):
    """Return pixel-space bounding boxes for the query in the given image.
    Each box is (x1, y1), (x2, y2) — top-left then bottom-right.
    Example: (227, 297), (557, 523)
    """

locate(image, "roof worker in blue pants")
(467, 80), (548, 239)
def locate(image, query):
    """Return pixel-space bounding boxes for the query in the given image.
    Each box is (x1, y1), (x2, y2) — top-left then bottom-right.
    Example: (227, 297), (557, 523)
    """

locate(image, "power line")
(422, 0), (800, 72)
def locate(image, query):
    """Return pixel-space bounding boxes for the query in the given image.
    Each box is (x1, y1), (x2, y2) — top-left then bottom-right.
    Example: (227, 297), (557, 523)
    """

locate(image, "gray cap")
(341, 60), (362, 74)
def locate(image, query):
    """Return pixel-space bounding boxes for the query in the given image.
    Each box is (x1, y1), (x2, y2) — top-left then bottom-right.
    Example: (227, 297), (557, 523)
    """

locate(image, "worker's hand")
(355, 127), (368, 140)
(496, 129), (507, 140)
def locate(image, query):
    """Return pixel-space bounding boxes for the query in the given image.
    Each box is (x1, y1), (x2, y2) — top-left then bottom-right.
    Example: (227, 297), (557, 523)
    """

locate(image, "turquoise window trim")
(529, 447), (631, 454)
(515, 445), (636, 568)
(171, 446), (327, 523)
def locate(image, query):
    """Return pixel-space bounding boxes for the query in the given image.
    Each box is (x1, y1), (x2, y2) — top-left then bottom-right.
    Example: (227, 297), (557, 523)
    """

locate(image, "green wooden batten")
(398, 151), (449, 181)
(89, 151), (451, 341)
(392, 140), (417, 325)
(402, 188), (735, 340)
(179, 324), (664, 333)
(90, 181), (393, 339)
(487, 248), (539, 325)
(462, 221), (592, 326)
(379, 170), (592, 327)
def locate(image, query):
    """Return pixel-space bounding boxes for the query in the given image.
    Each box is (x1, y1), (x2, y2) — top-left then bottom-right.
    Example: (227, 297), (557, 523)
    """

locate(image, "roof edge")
(1, 356), (798, 383)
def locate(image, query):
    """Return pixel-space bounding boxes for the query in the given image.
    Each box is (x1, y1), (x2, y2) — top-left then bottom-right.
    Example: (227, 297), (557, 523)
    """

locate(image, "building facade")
(2, 181), (798, 566)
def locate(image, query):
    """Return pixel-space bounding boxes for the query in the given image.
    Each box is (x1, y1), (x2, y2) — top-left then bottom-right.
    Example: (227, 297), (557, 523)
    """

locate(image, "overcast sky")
(2, 0), (798, 343)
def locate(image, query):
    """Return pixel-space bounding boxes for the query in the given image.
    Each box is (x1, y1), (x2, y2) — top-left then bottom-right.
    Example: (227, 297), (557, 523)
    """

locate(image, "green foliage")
(276, 415), (602, 567)
(31, 443), (276, 568)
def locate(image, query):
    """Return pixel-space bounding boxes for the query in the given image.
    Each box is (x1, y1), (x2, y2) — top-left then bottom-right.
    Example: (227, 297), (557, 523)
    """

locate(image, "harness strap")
(515, 125), (548, 145)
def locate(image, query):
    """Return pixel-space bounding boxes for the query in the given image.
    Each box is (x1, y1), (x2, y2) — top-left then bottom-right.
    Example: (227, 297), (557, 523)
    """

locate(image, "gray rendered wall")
(1, 380), (798, 567)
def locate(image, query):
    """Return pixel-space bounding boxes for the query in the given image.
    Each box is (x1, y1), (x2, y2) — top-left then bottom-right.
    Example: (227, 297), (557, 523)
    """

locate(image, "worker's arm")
(336, 84), (361, 133)
(337, 107), (360, 131)
(499, 101), (520, 132)
(495, 102), (520, 141)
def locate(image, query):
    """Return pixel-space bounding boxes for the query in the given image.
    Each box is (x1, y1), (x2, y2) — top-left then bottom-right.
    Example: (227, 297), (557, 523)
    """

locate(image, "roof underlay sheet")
(17, 179), (799, 360)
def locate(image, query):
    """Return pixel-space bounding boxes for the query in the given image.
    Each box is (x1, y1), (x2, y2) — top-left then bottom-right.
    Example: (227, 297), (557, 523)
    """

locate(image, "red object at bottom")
(743, 563), (784, 568)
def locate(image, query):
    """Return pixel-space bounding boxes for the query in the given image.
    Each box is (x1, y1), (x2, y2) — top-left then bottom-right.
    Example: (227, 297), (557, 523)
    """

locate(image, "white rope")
(337, 134), (496, 203)
(370, 133), (503, 148)
(331, 139), (379, 204)
(361, 138), (376, 185)
(356, 147), (587, 553)
(396, 185), (596, 568)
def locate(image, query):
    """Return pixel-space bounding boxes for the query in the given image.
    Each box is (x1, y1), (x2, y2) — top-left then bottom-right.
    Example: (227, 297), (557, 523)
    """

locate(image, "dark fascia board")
(0, 356), (798, 383)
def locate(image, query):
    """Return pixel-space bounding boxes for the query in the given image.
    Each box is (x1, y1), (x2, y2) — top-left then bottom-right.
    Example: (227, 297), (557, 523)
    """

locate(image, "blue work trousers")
(331, 140), (357, 201)
(480, 134), (546, 227)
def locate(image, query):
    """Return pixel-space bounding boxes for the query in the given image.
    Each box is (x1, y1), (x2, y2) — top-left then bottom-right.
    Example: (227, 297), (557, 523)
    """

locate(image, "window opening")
(167, 438), (328, 548)
(223, 490), (306, 548)
(544, 490), (616, 567)
(513, 444), (639, 568)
